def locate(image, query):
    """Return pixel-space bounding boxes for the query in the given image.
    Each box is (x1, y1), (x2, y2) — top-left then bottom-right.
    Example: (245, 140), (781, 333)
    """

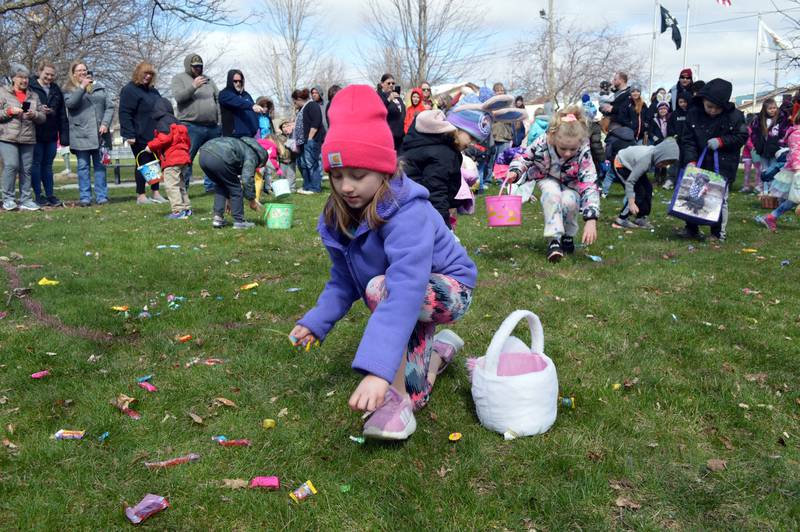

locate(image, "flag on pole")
(716, 0), (732, 7)
(660, 6), (682, 50)
(760, 21), (798, 58)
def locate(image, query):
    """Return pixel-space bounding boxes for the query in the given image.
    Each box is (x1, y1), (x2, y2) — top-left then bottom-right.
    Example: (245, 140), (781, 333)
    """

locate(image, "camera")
(21, 101), (31, 112)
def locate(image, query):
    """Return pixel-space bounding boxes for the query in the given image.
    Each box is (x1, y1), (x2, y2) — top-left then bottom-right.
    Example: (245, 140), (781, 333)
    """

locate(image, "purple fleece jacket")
(297, 175), (478, 383)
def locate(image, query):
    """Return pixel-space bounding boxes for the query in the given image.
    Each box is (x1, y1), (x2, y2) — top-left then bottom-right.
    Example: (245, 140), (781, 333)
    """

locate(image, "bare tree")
(310, 57), (348, 96)
(513, 19), (645, 107)
(258, 0), (320, 112)
(361, 0), (488, 88)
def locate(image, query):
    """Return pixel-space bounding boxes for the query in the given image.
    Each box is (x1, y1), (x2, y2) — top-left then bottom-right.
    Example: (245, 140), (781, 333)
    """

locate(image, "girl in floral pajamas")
(508, 105), (600, 262)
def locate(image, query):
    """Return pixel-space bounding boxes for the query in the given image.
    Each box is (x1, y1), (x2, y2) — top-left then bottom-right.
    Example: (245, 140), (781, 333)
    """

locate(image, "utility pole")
(540, 0), (556, 106)
(752, 13), (761, 113)
(774, 50), (780, 89)
(649, 0), (658, 96)
(683, 0), (690, 67)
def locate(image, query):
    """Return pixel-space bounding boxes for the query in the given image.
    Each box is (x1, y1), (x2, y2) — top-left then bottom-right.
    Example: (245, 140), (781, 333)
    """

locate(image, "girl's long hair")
(64, 60), (86, 90)
(758, 97), (777, 136)
(132, 62), (156, 87)
(323, 165), (401, 238)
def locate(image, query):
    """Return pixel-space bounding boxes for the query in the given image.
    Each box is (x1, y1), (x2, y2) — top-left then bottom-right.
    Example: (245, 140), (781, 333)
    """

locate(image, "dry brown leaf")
(429, 411), (439, 422)
(436, 466), (452, 478)
(718, 436), (734, 450)
(277, 407), (288, 418)
(213, 397), (238, 408)
(222, 478), (249, 489)
(706, 458), (727, 472)
(111, 394), (136, 411)
(608, 478), (633, 491)
(721, 362), (735, 373)
(3, 438), (18, 451)
(0, 396), (7, 405)
(6, 423), (15, 435)
(189, 412), (204, 425)
(587, 450), (604, 462)
(744, 373), (767, 384)
(615, 496), (641, 510)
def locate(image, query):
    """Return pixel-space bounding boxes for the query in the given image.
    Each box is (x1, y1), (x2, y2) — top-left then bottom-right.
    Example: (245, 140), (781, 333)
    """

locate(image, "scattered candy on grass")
(289, 481), (317, 503)
(31, 370), (50, 379)
(249, 476), (280, 489)
(340, 485), (351, 493)
(177, 334), (193, 343)
(144, 453), (200, 469)
(98, 431), (110, 443)
(111, 305), (129, 312)
(448, 432), (462, 442)
(53, 429), (85, 440)
(586, 255), (603, 262)
(138, 382), (158, 392)
(612, 383), (622, 391)
(136, 375), (153, 383)
(559, 396), (576, 409)
(124, 494), (169, 525)
(37, 277), (60, 286)
(262, 419), (276, 430)
(349, 435), (365, 445)
(240, 282), (259, 291)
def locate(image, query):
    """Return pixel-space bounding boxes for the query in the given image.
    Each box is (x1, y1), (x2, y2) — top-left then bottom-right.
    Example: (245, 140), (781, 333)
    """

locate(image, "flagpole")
(752, 13), (761, 113)
(649, 0), (658, 95)
(683, 0), (690, 67)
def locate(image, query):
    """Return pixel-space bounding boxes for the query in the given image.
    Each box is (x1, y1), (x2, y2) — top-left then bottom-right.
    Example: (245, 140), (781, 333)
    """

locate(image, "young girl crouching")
(508, 106), (600, 262)
(289, 85), (477, 441)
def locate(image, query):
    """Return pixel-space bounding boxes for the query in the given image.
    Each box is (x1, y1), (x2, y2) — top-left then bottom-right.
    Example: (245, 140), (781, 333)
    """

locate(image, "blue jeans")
(601, 170), (620, 195)
(477, 156), (492, 191)
(181, 122), (221, 190)
(75, 149), (108, 203)
(772, 199), (797, 219)
(31, 141), (58, 200)
(299, 138), (322, 192)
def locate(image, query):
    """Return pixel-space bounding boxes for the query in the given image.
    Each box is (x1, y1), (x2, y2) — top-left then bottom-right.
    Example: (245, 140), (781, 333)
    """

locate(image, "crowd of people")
(4, 51), (800, 442)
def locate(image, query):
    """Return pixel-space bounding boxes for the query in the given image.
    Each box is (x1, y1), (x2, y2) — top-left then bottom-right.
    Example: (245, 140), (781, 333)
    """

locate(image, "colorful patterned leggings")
(365, 274), (472, 411)
(537, 178), (579, 239)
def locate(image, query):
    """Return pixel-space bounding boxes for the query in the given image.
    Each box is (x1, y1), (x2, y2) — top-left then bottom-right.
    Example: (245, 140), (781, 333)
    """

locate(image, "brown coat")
(0, 85), (45, 144)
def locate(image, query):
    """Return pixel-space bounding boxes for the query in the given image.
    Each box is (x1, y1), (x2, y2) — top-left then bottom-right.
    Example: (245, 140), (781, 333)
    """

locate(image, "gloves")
(707, 138), (721, 151)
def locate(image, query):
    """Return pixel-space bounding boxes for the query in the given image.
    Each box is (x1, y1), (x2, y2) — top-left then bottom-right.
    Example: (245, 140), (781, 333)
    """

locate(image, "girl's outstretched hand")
(289, 325), (316, 350)
(348, 375), (389, 412)
(582, 219), (597, 245)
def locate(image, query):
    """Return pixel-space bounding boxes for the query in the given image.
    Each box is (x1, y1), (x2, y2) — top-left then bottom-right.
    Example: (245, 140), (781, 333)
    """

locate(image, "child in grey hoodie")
(612, 137), (679, 228)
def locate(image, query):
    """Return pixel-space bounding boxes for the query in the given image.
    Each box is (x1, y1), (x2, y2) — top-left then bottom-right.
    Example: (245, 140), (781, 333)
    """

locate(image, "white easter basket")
(470, 310), (558, 437)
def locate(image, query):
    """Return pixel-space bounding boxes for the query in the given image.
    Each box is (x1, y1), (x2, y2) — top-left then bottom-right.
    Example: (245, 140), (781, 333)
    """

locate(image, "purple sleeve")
(351, 208), (435, 383)
(296, 247), (361, 340)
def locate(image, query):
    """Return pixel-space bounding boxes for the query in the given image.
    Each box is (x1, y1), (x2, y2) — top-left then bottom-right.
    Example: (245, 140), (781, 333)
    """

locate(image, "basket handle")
(135, 150), (151, 168)
(499, 176), (515, 196)
(484, 310), (545, 374)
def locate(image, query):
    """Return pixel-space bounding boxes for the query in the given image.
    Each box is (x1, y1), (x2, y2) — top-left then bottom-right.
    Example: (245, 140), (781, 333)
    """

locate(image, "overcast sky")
(195, 0), (800, 101)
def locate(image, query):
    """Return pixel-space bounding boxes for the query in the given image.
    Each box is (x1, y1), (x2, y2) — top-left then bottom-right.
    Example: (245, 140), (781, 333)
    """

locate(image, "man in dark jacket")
(679, 78), (747, 241)
(401, 112), (463, 228)
(601, 71), (632, 128)
(219, 69), (261, 139)
(28, 62), (69, 206)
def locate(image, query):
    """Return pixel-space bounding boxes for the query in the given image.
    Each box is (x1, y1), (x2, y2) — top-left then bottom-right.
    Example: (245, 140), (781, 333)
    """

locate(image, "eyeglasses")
(679, 76), (691, 80)
(422, 88), (431, 92)
(385, 81), (395, 85)
(233, 79), (243, 84)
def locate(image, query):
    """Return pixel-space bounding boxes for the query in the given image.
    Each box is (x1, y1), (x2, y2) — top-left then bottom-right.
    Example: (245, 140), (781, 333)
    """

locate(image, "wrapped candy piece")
(54, 429), (85, 440)
(178, 335), (192, 343)
(144, 453), (200, 469)
(124, 494), (169, 525)
(289, 480), (317, 503)
(31, 370), (50, 379)
(249, 476), (280, 489)
(219, 439), (250, 447)
(138, 382), (158, 392)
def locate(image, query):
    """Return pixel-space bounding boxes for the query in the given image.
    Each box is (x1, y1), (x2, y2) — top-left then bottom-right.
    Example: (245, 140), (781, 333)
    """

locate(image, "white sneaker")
(296, 189), (315, 195)
(2, 200), (18, 211)
(19, 200), (41, 211)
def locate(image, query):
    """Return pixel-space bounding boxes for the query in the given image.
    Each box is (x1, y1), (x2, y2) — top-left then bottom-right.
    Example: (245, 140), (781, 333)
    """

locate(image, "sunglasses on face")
(422, 88), (431, 92)
(680, 76), (691, 80)
(233, 79), (243, 84)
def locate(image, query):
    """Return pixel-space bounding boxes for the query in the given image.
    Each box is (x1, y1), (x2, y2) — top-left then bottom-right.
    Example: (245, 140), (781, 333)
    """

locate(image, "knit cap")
(321, 85), (397, 174)
(446, 107), (493, 143)
(680, 68), (693, 79)
(415, 110), (456, 135)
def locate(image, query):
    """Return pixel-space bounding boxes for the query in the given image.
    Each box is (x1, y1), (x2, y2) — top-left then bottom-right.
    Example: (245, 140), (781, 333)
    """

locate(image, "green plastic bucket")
(263, 203), (294, 229)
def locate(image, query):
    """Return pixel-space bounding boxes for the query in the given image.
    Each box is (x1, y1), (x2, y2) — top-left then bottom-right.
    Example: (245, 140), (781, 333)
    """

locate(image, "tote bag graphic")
(668, 148), (727, 225)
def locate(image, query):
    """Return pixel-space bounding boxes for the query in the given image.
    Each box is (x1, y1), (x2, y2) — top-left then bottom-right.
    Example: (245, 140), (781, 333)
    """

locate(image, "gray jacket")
(170, 54), (220, 125)
(0, 86), (45, 144)
(615, 138), (679, 198)
(63, 83), (114, 151)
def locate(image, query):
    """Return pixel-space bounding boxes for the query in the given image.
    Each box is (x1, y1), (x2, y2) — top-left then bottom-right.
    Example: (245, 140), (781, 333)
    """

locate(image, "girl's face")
(658, 107), (668, 117)
(631, 89), (641, 100)
(657, 88), (666, 97)
(331, 167), (385, 210)
(553, 133), (582, 160)
(411, 93), (420, 106)
(678, 98), (688, 110)
(73, 63), (88, 81)
(766, 103), (778, 118)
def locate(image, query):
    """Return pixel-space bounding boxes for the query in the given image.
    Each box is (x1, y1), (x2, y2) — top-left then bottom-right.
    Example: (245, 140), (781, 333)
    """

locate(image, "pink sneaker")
(756, 214), (777, 232)
(433, 329), (464, 375)
(362, 388), (417, 440)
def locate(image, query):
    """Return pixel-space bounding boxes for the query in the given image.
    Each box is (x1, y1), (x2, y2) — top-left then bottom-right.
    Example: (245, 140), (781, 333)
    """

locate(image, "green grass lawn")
(0, 178), (798, 530)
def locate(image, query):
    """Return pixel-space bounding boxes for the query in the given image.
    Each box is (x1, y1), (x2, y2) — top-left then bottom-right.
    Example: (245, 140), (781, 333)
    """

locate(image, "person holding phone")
(377, 73), (406, 151)
(0, 63), (46, 211)
(63, 61), (115, 206)
(170, 53), (220, 191)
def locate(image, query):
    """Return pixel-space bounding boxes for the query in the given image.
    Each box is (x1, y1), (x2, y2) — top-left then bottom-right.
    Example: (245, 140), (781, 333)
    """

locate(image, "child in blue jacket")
(289, 85), (477, 441)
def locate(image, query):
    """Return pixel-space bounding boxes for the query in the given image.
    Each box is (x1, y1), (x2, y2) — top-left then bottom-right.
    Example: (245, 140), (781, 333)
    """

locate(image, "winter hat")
(321, 84), (396, 174)
(478, 86), (494, 103)
(446, 106), (493, 143)
(696, 78), (733, 109)
(656, 101), (671, 111)
(652, 137), (679, 165)
(581, 93), (597, 119)
(679, 68), (693, 79)
(630, 84), (642, 94)
(415, 110), (456, 135)
(189, 54), (204, 67)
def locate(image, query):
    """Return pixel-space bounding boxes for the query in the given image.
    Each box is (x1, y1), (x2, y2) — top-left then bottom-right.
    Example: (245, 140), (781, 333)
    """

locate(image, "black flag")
(660, 6), (682, 50)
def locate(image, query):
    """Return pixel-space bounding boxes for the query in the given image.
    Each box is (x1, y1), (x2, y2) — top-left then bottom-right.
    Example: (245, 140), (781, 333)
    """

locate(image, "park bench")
(109, 146), (136, 185)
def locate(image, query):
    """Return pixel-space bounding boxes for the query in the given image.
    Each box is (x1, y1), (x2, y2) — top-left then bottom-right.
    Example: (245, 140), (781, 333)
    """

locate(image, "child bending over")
(289, 85), (477, 441)
(145, 98), (192, 219)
